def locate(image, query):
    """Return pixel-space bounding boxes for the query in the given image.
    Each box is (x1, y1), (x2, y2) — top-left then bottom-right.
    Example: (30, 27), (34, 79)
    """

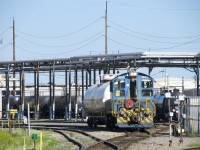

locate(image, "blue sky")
(0, 0), (200, 81)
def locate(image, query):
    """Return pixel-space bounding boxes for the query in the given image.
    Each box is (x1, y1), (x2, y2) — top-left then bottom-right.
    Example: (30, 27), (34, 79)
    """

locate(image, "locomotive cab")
(109, 70), (156, 128)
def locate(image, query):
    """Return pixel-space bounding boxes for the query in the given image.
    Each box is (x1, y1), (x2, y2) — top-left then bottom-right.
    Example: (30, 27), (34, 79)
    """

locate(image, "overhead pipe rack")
(0, 52), (199, 120)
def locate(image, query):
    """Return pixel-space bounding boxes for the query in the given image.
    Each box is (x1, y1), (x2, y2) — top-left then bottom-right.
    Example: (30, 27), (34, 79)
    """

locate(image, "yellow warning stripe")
(117, 117), (128, 124)
(146, 98), (156, 117)
(144, 117), (151, 123)
(114, 98), (155, 125)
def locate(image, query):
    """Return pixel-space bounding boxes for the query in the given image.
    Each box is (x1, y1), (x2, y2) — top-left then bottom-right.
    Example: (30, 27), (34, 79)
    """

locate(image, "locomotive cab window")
(114, 90), (125, 96)
(142, 80), (153, 88)
(114, 80), (125, 89)
(142, 89), (153, 96)
(113, 79), (125, 97)
(141, 77), (153, 97)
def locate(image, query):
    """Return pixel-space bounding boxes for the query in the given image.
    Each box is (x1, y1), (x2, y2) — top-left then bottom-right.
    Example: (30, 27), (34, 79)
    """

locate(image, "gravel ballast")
(128, 130), (200, 150)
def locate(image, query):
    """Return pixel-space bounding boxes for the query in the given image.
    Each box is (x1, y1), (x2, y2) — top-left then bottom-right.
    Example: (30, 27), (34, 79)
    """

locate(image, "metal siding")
(0, 90), (2, 118)
(186, 96), (200, 134)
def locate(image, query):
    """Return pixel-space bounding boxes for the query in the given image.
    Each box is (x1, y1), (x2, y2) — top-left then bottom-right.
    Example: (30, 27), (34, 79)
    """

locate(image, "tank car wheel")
(106, 115), (111, 128)
(93, 123), (97, 128)
(93, 118), (98, 128)
(87, 118), (94, 128)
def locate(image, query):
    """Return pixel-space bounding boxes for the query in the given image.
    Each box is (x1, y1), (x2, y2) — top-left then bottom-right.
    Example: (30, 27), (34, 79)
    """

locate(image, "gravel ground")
(85, 128), (200, 150)
(87, 130), (126, 140)
(128, 130), (200, 150)
(57, 128), (200, 150)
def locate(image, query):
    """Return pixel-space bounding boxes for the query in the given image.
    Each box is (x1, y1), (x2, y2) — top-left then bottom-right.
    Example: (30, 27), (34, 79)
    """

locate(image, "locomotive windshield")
(113, 80), (125, 97)
(141, 78), (153, 96)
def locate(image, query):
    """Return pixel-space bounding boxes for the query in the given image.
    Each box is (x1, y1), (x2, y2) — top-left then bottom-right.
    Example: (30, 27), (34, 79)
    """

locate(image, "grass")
(187, 134), (200, 148)
(188, 143), (200, 147)
(188, 140), (200, 147)
(0, 128), (71, 150)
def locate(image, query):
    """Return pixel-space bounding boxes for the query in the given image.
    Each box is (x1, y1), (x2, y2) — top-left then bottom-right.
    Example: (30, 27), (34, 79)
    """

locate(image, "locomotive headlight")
(129, 71), (137, 78)
(120, 110), (125, 116)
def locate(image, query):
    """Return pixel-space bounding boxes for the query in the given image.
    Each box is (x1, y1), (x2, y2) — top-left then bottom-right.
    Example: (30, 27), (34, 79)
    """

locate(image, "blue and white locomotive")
(84, 69), (156, 129)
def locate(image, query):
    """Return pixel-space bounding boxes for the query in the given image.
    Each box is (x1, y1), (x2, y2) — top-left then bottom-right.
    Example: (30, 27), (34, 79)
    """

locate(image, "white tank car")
(84, 74), (115, 118)
(84, 82), (110, 117)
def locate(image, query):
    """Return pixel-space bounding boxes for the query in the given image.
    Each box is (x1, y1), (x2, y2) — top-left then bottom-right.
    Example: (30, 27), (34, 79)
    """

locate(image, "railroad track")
(2, 121), (198, 150)
(56, 129), (118, 150)
(86, 125), (169, 150)
(54, 130), (84, 149)
(25, 123), (169, 150)
(30, 125), (119, 150)
(85, 131), (149, 150)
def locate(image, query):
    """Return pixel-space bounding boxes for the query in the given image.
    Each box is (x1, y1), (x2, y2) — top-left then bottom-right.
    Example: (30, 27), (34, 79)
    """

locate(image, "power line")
(108, 19), (200, 39)
(16, 17), (102, 38)
(17, 35), (103, 55)
(0, 39), (12, 52)
(110, 1), (200, 11)
(18, 30), (104, 48)
(110, 26), (194, 44)
(0, 42), (11, 52)
(153, 37), (200, 50)
(14, 2), (105, 20)
(53, 35), (103, 55)
(0, 27), (10, 36)
(16, 46), (42, 54)
(108, 37), (147, 50)
(108, 36), (200, 51)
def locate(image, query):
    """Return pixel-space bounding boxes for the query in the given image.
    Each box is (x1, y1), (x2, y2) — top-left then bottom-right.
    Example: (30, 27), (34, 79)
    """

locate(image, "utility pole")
(13, 17), (16, 96)
(105, 1), (108, 55)
(197, 59), (199, 96)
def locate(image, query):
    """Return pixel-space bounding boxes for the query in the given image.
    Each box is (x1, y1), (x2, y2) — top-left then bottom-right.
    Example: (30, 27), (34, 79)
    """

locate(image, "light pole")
(165, 74), (173, 147)
(165, 92), (172, 146)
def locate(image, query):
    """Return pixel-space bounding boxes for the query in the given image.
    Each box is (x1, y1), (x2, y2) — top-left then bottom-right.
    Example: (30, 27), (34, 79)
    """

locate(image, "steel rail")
(54, 130), (84, 150)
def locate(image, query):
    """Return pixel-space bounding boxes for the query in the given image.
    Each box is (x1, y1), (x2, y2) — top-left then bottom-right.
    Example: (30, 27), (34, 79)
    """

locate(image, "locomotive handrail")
(145, 98), (156, 117)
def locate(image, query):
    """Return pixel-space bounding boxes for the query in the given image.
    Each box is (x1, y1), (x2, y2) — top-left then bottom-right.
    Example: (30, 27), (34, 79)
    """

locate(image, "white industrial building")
(154, 77), (197, 96)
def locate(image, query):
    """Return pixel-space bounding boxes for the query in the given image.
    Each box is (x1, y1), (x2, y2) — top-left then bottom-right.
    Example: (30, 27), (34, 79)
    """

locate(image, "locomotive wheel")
(106, 115), (111, 128)
(93, 118), (98, 128)
(139, 128), (145, 132)
(110, 116), (116, 131)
